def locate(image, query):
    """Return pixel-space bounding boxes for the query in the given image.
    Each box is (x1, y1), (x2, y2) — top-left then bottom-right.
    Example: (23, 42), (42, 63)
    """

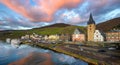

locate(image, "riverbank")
(22, 42), (120, 65)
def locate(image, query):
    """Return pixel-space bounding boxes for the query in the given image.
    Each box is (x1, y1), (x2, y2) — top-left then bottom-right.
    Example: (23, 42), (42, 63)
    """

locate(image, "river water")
(0, 41), (88, 65)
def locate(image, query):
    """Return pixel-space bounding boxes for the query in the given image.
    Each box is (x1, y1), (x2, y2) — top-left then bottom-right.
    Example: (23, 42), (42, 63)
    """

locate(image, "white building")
(44, 35), (49, 40)
(94, 30), (105, 42)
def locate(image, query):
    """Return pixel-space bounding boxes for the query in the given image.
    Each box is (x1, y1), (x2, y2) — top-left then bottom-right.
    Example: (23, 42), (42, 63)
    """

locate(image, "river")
(0, 41), (88, 65)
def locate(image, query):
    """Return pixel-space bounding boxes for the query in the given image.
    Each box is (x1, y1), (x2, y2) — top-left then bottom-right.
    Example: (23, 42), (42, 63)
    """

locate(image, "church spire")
(87, 13), (95, 24)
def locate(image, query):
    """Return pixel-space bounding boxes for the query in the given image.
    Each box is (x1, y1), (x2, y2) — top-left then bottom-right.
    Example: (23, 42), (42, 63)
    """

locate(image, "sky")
(0, 0), (120, 30)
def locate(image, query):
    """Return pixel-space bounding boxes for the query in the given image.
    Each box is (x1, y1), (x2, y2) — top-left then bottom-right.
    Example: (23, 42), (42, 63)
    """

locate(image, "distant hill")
(97, 17), (120, 32)
(40, 23), (71, 28)
(31, 23), (86, 35)
(1, 17), (120, 40)
(0, 23), (86, 40)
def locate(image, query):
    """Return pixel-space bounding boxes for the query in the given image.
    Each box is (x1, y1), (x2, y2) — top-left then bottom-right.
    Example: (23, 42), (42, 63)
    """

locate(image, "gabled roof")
(110, 29), (120, 32)
(74, 28), (83, 34)
(95, 30), (105, 37)
(87, 13), (95, 25)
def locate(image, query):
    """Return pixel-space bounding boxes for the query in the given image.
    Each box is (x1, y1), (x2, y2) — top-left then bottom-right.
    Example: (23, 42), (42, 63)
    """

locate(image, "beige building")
(59, 34), (72, 42)
(48, 35), (59, 41)
(44, 35), (49, 40)
(106, 30), (120, 42)
(87, 14), (96, 41)
(72, 28), (85, 42)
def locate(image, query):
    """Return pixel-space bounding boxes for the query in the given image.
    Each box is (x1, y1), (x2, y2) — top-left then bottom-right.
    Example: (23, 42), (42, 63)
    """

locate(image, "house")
(44, 35), (49, 40)
(94, 30), (105, 42)
(87, 13), (96, 41)
(72, 28), (85, 42)
(21, 35), (30, 40)
(30, 35), (34, 39)
(106, 30), (120, 42)
(59, 34), (66, 41)
(48, 35), (59, 41)
(59, 34), (72, 42)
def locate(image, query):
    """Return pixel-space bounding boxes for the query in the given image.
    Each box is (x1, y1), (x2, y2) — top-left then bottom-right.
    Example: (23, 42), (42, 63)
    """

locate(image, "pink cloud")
(0, 0), (82, 22)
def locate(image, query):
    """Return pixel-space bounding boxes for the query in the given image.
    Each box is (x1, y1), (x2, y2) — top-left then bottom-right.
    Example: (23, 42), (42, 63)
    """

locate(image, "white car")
(108, 47), (116, 50)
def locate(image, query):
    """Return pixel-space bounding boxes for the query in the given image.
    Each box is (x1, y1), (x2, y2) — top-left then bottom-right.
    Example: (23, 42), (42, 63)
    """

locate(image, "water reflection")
(5, 38), (21, 48)
(6, 38), (11, 43)
(0, 41), (88, 65)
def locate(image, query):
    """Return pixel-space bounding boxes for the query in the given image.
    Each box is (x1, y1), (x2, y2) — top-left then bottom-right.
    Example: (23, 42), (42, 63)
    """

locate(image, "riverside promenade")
(23, 42), (120, 65)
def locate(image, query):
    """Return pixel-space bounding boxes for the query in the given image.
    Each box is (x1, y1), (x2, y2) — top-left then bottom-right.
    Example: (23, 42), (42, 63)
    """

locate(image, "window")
(90, 25), (91, 27)
(76, 34), (79, 38)
(90, 28), (91, 30)
(96, 35), (98, 37)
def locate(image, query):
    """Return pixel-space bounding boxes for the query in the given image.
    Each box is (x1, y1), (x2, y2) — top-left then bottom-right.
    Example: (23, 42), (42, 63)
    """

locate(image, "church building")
(87, 14), (96, 41)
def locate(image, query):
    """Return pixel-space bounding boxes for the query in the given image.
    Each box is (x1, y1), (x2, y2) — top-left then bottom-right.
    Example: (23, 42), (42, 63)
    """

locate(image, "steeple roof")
(87, 13), (95, 24)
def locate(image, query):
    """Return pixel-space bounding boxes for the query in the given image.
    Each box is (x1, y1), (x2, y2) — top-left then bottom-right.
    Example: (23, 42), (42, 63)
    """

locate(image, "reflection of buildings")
(94, 30), (105, 42)
(6, 38), (11, 43)
(106, 30), (120, 42)
(72, 28), (85, 42)
(87, 14), (96, 41)
(11, 39), (21, 48)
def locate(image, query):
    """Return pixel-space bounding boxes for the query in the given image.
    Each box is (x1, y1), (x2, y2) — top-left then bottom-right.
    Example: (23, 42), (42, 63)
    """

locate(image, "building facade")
(106, 30), (120, 42)
(48, 35), (59, 41)
(59, 34), (70, 42)
(87, 14), (96, 41)
(94, 30), (105, 42)
(72, 28), (85, 42)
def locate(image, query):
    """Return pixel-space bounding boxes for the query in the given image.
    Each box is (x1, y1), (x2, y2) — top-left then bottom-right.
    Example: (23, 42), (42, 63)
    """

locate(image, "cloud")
(0, 0), (82, 22)
(0, 0), (120, 30)
(0, 4), (55, 30)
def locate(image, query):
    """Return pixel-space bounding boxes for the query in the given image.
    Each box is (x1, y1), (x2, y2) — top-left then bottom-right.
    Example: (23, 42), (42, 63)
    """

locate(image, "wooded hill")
(97, 17), (120, 32)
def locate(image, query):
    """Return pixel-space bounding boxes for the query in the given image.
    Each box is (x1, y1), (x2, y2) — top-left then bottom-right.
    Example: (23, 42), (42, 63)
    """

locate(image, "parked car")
(79, 44), (84, 46)
(97, 49), (106, 52)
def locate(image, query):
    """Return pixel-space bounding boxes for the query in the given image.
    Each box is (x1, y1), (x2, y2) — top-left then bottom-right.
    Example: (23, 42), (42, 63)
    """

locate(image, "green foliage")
(0, 24), (86, 40)
(26, 26), (86, 35)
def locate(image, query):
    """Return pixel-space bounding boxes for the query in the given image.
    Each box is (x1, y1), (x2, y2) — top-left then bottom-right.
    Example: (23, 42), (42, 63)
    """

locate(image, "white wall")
(94, 30), (104, 42)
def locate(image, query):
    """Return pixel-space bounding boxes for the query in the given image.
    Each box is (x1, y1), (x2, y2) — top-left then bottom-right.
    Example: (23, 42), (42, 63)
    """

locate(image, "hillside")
(97, 17), (120, 32)
(1, 17), (120, 40)
(0, 23), (86, 40)
(31, 23), (71, 30)
(39, 23), (71, 28)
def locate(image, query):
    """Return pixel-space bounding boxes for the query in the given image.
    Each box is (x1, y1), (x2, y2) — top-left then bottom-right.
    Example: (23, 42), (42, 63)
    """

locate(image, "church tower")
(87, 13), (96, 41)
